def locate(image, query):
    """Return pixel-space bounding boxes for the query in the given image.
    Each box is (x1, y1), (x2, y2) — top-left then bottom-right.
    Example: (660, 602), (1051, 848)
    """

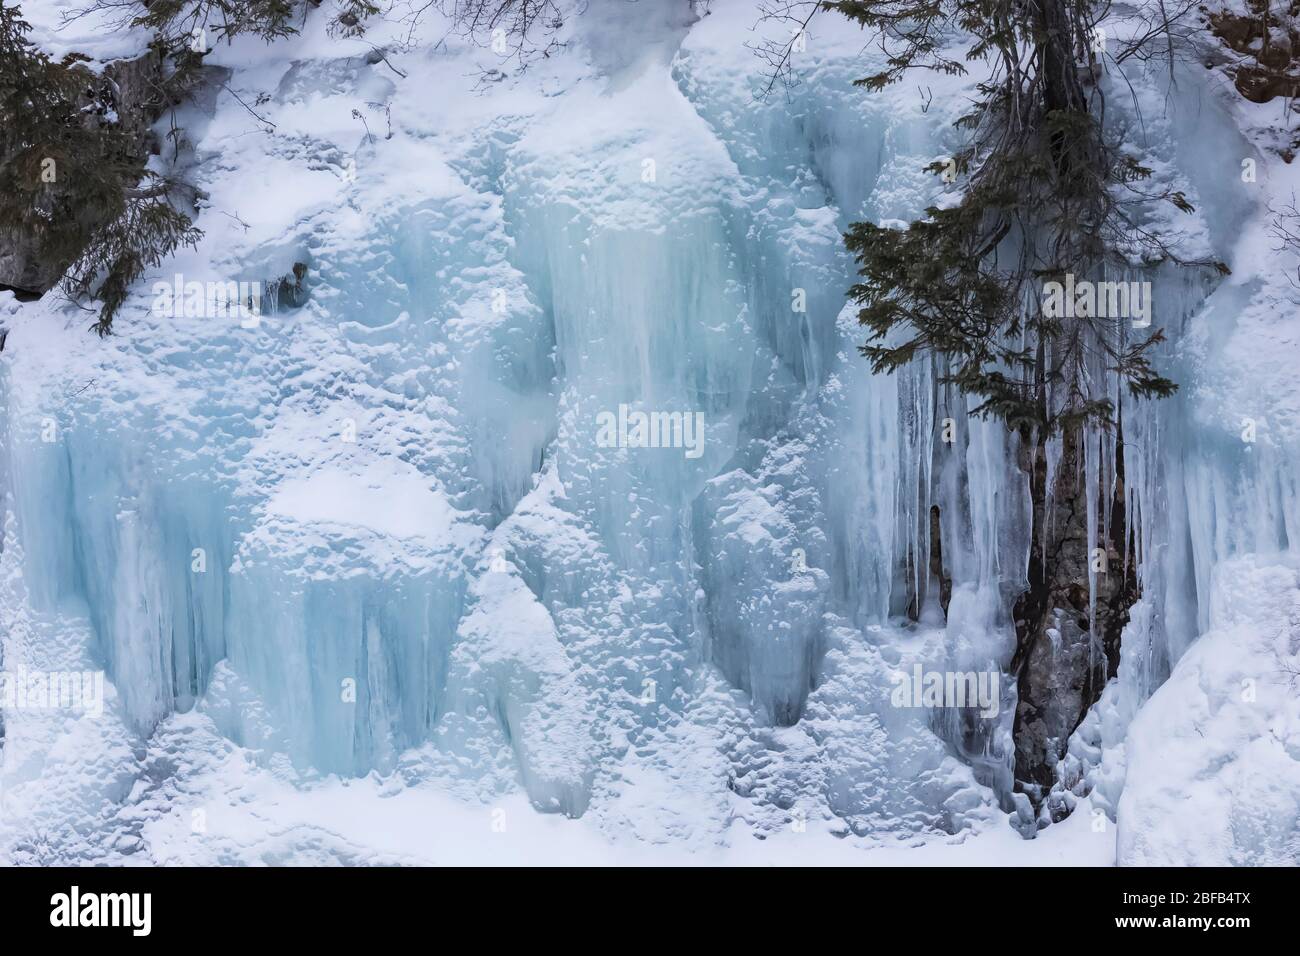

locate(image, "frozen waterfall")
(0, 0), (1296, 866)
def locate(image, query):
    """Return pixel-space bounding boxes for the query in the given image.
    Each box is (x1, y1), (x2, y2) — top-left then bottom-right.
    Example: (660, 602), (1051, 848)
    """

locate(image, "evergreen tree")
(828, 0), (1207, 436)
(825, 0), (1224, 799)
(0, 1), (200, 334)
(132, 0), (299, 45)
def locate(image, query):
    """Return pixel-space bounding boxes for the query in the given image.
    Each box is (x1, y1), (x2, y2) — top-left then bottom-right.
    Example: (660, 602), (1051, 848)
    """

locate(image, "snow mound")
(1119, 556), (1300, 865)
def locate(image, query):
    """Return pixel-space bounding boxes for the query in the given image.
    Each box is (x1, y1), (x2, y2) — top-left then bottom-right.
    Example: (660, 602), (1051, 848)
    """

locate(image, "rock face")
(0, 48), (167, 294)
(1012, 423), (1138, 810)
(0, 229), (54, 295)
(1208, 2), (1300, 105)
(110, 47), (172, 129)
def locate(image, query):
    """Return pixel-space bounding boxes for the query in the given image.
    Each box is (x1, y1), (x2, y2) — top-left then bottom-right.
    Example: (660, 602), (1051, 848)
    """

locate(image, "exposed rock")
(1012, 422), (1138, 812)
(0, 229), (56, 295)
(271, 262), (310, 311)
(1207, 1), (1300, 103)
(928, 504), (952, 616)
(0, 46), (168, 294)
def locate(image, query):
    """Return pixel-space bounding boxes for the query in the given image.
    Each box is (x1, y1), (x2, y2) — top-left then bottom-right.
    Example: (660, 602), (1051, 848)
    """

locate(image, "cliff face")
(0, 44), (168, 294)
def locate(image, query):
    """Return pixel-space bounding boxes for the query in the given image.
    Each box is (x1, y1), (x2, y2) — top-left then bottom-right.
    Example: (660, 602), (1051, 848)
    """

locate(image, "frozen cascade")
(1047, 50), (1300, 859)
(0, 0), (1295, 863)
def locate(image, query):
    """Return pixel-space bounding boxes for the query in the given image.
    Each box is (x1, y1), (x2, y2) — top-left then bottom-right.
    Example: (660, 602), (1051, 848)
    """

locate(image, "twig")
(365, 44), (408, 78)
(352, 109), (374, 145)
(221, 82), (276, 131)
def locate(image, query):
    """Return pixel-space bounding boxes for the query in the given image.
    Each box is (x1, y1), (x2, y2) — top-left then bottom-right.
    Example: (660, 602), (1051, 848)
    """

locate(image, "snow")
(265, 462), (465, 543)
(1118, 556), (1300, 865)
(19, 0), (150, 66)
(0, 0), (1297, 865)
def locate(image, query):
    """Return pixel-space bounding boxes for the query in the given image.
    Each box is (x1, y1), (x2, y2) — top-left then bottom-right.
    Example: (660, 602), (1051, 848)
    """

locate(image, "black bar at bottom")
(0, 865), (1285, 940)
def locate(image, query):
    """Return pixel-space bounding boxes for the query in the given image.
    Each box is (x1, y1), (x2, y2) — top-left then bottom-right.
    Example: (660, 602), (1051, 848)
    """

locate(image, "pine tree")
(829, 0), (1201, 436)
(0, 1), (200, 334)
(131, 0), (299, 45)
(826, 0), (1225, 801)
